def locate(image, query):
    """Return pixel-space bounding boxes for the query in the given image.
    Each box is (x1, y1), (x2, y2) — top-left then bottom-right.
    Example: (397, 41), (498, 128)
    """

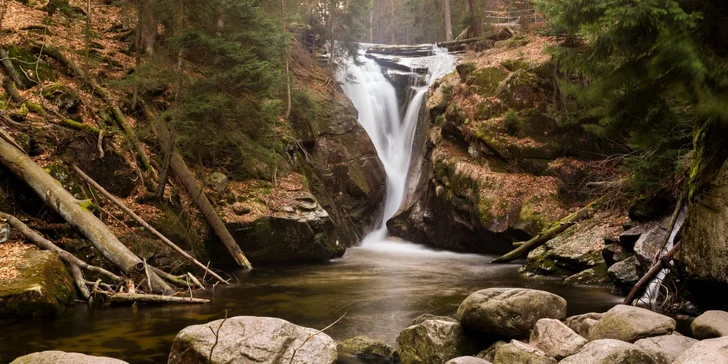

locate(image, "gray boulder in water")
(337, 336), (394, 364)
(691, 310), (728, 339)
(168, 316), (338, 364)
(456, 288), (567, 338)
(672, 337), (728, 364)
(10, 351), (128, 364)
(396, 316), (477, 364)
(588, 305), (675, 342)
(559, 339), (657, 364)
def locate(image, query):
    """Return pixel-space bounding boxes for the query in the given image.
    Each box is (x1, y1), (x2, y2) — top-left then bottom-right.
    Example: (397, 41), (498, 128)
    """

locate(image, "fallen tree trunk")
(154, 117), (252, 269)
(72, 164), (230, 284)
(492, 197), (604, 263)
(0, 48), (24, 88)
(105, 292), (209, 304)
(0, 138), (173, 294)
(624, 241), (682, 305)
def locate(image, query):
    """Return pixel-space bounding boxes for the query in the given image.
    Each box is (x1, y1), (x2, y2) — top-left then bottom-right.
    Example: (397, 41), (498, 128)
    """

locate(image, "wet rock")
(477, 341), (506, 362)
(410, 313), (458, 326)
(492, 340), (556, 364)
(338, 336), (394, 364)
(607, 256), (639, 295)
(0, 249), (74, 320)
(672, 336), (728, 364)
(397, 317), (477, 364)
(456, 288), (567, 338)
(10, 351), (128, 364)
(633, 223), (668, 270)
(559, 339), (657, 364)
(691, 310), (728, 339)
(207, 172), (228, 194)
(564, 264), (609, 286)
(682, 159), (728, 284)
(529, 318), (587, 359)
(634, 335), (697, 364)
(602, 243), (630, 267)
(564, 312), (602, 338)
(446, 357), (492, 364)
(168, 316), (338, 364)
(589, 305), (675, 342)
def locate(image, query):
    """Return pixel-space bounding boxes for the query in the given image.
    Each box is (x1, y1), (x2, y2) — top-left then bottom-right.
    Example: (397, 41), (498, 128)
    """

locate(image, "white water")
(641, 206), (688, 309)
(338, 45), (456, 248)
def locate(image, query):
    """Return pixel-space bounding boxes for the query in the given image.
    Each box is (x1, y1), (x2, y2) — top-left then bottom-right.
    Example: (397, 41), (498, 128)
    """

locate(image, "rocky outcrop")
(588, 305), (675, 342)
(10, 351), (128, 364)
(559, 339), (657, 364)
(168, 316), (338, 364)
(529, 318), (587, 359)
(337, 336), (394, 364)
(691, 310), (728, 339)
(492, 340), (556, 364)
(0, 249), (74, 319)
(396, 316), (477, 364)
(634, 335), (697, 364)
(456, 288), (567, 338)
(682, 159), (728, 284)
(672, 337), (728, 364)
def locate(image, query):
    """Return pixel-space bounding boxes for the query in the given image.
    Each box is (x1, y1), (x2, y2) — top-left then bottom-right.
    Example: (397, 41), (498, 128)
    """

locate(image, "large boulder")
(564, 313), (603, 338)
(337, 336), (394, 364)
(634, 335), (697, 364)
(607, 257), (639, 295)
(588, 305), (675, 342)
(456, 288), (567, 338)
(633, 223), (668, 270)
(492, 340), (556, 364)
(559, 339), (657, 364)
(168, 316), (338, 364)
(682, 159), (728, 284)
(672, 336), (728, 364)
(396, 317), (477, 364)
(692, 310), (728, 339)
(0, 248), (74, 320)
(10, 351), (128, 364)
(529, 318), (587, 359)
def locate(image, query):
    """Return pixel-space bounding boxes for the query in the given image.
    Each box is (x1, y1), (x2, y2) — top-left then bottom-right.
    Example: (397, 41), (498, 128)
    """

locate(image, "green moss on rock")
(6, 46), (55, 90)
(466, 67), (508, 97)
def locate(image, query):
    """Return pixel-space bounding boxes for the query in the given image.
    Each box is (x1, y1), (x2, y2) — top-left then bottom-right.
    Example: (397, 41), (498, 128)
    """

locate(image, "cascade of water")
(338, 45), (456, 246)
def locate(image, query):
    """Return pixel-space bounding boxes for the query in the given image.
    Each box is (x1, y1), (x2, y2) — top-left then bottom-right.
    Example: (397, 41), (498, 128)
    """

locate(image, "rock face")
(529, 318), (587, 359)
(456, 288), (567, 338)
(588, 305), (675, 342)
(492, 340), (556, 364)
(682, 159), (728, 284)
(0, 249), (74, 319)
(10, 351), (128, 364)
(168, 316), (338, 364)
(337, 336), (394, 364)
(564, 313), (603, 339)
(634, 335), (697, 364)
(692, 310), (728, 339)
(397, 316), (477, 364)
(559, 339), (657, 364)
(672, 336), (728, 364)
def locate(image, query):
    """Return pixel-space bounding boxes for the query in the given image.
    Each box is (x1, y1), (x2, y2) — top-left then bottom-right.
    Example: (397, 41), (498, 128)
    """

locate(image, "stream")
(0, 45), (623, 363)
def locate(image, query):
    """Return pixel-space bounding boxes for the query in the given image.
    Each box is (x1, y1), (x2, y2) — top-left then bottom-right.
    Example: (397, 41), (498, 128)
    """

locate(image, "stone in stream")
(168, 316), (338, 364)
(492, 340), (556, 364)
(0, 249), (74, 320)
(607, 256), (639, 295)
(691, 310), (728, 339)
(445, 357), (493, 364)
(396, 316), (477, 364)
(337, 336), (394, 364)
(564, 312), (603, 339)
(672, 336), (728, 364)
(588, 304), (675, 343)
(529, 318), (587, 359)
(634, 335), (698, 364)
(559, 339), (657, 364)
(633, 222), (669, 272)
(456, 288), (567, 338)
(10, 351), (129, 364)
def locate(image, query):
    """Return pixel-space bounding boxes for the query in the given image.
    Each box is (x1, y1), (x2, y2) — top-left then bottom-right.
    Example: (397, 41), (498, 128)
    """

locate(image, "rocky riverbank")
(11, 287), (728, 363)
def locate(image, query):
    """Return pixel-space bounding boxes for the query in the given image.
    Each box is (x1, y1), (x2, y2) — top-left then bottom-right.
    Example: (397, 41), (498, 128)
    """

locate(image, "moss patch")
(6, 46), (55, 90)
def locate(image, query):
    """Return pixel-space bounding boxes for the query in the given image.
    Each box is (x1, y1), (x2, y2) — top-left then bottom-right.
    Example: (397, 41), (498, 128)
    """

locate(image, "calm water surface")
(0, 242), (621, 363)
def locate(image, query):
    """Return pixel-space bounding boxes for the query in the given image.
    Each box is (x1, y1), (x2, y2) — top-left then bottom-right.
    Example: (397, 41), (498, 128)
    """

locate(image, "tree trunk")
(0, 138), (173, 294)
(154, 118), (252, 269)
(106, 292), (209, 304)
(0, 48), (23, 88)
(467, 0), (482, 37)
(443, 0), (453, 41)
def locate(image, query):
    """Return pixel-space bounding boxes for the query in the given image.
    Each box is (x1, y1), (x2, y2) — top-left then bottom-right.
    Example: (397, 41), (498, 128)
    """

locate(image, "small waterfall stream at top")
(338, 45), (456, 247)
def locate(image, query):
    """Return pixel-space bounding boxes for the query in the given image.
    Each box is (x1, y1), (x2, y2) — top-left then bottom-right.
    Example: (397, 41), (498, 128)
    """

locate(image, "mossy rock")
(42, 83), (81, 114)
(564, 263), (610, 286)
(0, 250), (74, 320)
(501, 59), (531, 72)
(5, 46), (55, 90)
(456, 62), (477, 82)
(466, 67), (508, 97)
(338, 336), (395, 364)
(496, 69), (539, 110)
(44, 163), (85, 199)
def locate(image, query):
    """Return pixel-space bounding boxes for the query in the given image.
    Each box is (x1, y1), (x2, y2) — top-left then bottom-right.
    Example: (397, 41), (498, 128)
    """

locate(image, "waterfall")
(338, 45), (456, 246)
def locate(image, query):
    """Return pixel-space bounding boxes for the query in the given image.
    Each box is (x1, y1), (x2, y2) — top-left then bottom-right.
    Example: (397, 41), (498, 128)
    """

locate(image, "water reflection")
(0, 244), (621, 363)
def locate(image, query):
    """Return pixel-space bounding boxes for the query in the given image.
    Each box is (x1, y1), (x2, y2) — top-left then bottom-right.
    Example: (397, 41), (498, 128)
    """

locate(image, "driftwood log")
(624, 241), (682, 305)
(105, 292), (209, 304)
